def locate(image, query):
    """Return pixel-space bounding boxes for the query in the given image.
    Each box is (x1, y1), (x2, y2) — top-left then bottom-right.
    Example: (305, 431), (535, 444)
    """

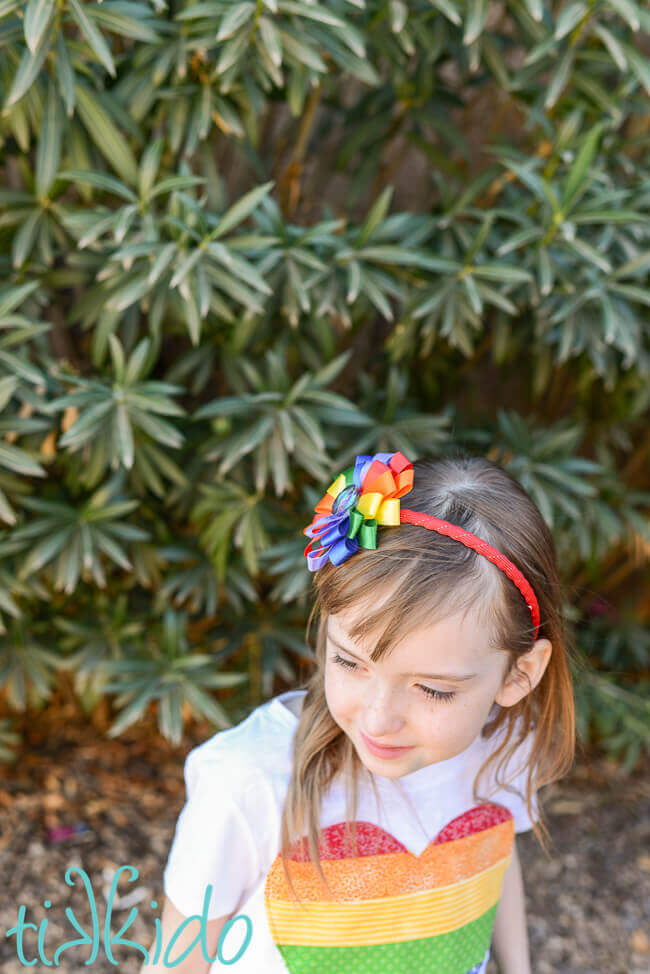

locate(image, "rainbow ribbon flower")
(303, 451), (414, 571)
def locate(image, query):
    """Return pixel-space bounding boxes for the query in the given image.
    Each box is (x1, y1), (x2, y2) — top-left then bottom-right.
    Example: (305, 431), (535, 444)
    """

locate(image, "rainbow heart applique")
(264, 802), (514, 973)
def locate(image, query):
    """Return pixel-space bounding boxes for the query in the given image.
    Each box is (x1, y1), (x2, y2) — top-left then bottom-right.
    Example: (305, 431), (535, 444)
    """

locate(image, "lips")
(360, 731), (414, 757)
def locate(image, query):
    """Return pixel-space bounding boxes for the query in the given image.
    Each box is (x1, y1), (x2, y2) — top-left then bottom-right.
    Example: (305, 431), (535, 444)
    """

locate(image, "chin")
(358, 747), (419, 776)
(376, 763), (410, 777)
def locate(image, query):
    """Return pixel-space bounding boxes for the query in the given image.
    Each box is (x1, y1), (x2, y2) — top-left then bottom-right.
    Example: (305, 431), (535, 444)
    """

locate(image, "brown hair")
(279, 454), (582, 903)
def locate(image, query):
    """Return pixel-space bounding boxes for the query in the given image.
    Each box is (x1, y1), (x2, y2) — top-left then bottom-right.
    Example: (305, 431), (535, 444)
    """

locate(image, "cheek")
(324, 666), (358, 719)
(410, 698), (473, 745)
(323, 665), (341, 711)
(431, 701), (482, 747)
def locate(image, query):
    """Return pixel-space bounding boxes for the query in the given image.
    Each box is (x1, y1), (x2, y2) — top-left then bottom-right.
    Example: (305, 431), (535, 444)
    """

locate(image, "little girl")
(146, 452), (576, 974)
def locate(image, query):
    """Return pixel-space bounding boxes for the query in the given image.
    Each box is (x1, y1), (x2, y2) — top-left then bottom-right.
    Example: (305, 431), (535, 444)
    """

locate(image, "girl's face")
(324, 606), (512, 779)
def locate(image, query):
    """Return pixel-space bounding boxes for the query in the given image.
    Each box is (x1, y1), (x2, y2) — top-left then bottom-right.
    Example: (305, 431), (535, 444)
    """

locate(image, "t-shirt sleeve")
(483, 718), (540, 834)
(163, 747), (262, 920)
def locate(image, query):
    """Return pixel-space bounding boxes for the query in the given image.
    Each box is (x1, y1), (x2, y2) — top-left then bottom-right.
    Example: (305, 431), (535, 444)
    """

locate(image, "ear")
(495, 638), (552, 708)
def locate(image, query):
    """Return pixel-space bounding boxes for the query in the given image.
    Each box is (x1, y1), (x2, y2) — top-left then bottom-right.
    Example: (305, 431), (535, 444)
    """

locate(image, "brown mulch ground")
(0, 693), (648, 974)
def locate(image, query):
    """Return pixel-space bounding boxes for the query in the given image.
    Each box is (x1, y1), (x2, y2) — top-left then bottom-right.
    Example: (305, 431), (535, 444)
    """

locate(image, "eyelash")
(330, 653), (457, 704)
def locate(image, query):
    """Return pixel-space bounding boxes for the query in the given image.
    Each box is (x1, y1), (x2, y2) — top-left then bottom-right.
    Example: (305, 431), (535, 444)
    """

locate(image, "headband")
(303, 451), (540, 641)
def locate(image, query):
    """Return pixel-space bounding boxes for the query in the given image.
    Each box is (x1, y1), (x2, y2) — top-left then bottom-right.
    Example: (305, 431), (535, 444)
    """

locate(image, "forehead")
(327, 607), (493, 667)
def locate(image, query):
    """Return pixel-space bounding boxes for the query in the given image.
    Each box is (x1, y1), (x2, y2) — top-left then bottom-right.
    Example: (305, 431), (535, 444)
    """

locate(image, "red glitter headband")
(399, 508), (540, 640)
(303, 451), (541, 641)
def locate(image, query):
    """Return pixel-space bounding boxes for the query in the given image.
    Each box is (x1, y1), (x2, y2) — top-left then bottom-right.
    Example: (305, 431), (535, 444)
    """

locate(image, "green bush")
(0, 0), (648, 770)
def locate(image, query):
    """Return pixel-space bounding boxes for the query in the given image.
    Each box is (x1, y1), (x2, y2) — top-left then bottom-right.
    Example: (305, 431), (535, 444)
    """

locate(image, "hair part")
(279, 453), (582, 903)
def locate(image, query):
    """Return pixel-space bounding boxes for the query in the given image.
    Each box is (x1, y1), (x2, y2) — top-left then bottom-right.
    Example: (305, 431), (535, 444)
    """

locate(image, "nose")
(361, 686), (405, 738)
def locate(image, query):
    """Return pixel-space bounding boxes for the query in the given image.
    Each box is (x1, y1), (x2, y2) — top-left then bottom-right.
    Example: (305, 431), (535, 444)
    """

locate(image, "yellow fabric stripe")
(266, 854), (510, 947)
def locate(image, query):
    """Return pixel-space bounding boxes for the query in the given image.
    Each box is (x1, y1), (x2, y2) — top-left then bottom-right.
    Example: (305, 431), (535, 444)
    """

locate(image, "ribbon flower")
(303, 451), (414, 571)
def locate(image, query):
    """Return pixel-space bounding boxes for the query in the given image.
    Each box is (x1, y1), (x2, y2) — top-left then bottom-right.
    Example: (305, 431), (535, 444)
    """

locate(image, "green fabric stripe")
(276, 903), (496, 973)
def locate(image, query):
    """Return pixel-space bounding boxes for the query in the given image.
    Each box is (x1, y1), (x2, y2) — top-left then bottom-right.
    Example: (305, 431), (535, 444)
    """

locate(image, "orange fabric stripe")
(265, 817), (513, 902)
(265, 854), (510, 946)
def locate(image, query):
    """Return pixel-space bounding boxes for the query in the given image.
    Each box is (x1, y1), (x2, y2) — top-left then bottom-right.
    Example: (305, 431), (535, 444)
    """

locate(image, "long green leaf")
(544, 46), (575, 110)
(0, 442), (47, 477)
(521, 0), (543, 20)
(12, 211), (41, 268)
(426, 0), (461, 25)
(5, 14), (54, 108)
(55, 32), (76, 116)
(468, 263), (533, 283)
(86, 7), (162, 43)
(217, 1), (254, 40)
(606, 0), (640, 31)
(562, 123), (605, 212)
(58, 169), (136, 201)
(36, 81), (64, 196)
(0, 280), (40, 317)
(624, 44), (650, 96)
(24, 0), (55, 52)
(259, 15), (283, 66)
(74, 83), (139, 186)
(357, 186), (393, 246)
(612, 251), (650, 279)
(463, 0), (487, 45)
(211, 181), (275, 239)
(279, 30), (327, 72)
(593, 24), (627, 70)
(68, 0), (116, 76)
(554, 0), (588, 40)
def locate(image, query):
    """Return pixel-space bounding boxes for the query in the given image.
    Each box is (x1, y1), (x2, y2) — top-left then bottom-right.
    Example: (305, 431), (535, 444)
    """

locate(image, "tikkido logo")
(5, 865), (252, 967)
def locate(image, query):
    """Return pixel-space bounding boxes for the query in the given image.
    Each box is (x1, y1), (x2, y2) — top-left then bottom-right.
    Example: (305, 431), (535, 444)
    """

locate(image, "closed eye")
(330, 652), (456, 704)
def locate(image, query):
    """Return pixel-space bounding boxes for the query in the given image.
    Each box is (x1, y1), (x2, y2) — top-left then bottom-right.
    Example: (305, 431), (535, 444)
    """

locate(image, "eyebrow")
(327, 634), (478, 682)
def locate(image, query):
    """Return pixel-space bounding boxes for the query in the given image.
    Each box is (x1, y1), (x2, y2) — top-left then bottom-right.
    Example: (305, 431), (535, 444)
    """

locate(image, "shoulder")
(164, 695), (299, 920)
(182, 691), (298, 802)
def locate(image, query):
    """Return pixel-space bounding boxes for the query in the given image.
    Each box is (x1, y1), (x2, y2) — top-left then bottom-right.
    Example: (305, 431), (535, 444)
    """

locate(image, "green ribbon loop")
(347, 509), (377, 549)
(347, 508), (364, 539)
(359, 518), (377, 549)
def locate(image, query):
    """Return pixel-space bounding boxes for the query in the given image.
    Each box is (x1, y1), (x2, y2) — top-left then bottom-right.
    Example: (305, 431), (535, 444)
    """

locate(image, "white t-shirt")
(163, 689), (538, 973)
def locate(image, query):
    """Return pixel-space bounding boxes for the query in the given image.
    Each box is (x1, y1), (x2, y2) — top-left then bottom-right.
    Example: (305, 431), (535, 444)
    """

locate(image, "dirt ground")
(0, 695), (648, 974)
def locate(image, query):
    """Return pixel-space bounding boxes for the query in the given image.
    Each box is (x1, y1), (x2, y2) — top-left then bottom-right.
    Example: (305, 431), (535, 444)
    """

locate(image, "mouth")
(360, 731), (415, 759)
